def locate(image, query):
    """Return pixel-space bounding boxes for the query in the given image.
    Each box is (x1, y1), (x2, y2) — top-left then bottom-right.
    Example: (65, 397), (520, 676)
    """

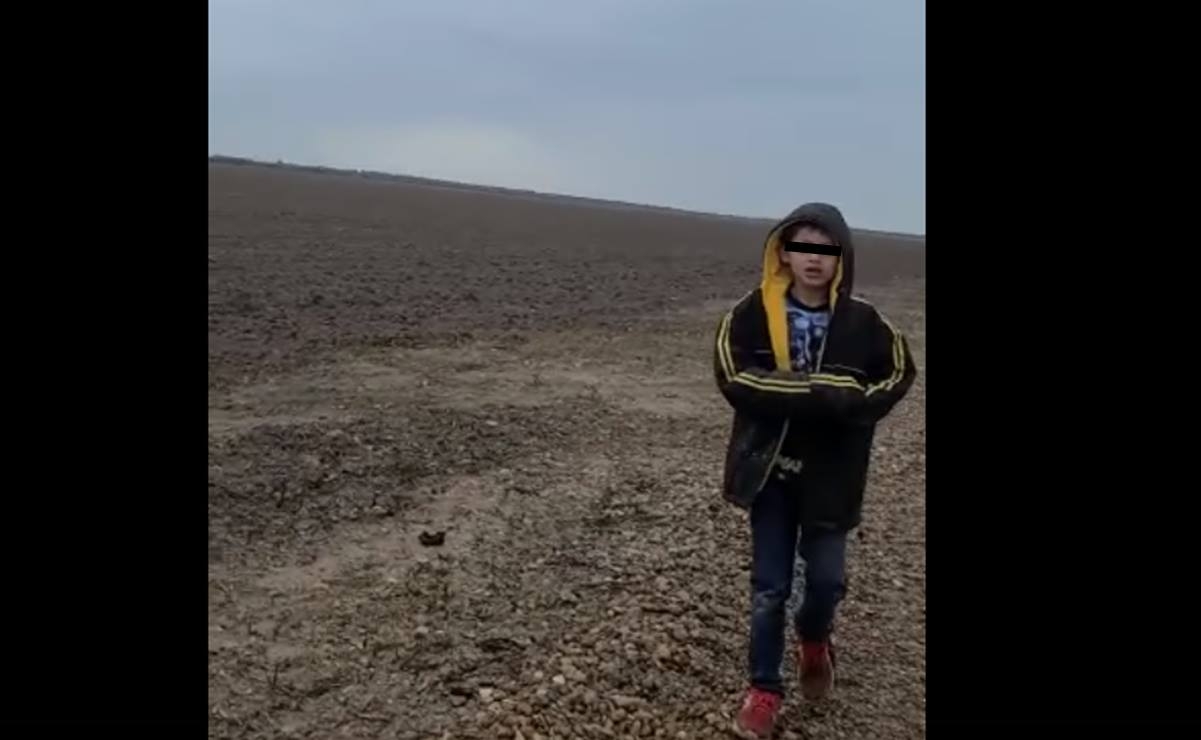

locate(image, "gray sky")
(209, 0), (925, 234)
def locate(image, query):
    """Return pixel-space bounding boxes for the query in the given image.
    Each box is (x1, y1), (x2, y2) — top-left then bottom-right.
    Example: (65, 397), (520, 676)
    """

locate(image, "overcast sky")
(209, 0), (924, 234)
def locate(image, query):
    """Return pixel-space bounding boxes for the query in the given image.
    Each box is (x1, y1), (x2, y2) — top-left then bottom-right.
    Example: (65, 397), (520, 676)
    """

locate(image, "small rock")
(250, 620), (277, 639)
(552, 674), (566, 686)
(414, 625), (430, 637)
(654, 644), (671, 660)
(479, 687), (495, 703)
(451, 695), (467, 707)
(418, 530), (446, 547)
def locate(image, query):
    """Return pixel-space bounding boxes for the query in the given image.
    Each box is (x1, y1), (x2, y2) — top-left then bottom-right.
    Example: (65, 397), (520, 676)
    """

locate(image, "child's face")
(781, 225), (839, 290)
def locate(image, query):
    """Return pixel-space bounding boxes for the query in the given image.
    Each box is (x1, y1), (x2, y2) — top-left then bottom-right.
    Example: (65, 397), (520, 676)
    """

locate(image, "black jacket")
(713, 203), (916, 530)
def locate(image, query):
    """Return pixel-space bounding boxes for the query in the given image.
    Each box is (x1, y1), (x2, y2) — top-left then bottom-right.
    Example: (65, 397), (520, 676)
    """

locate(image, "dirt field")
(208, 162), (926, 739)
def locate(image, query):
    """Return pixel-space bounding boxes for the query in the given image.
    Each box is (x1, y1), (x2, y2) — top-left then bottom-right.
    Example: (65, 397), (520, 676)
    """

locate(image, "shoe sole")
(730, 717), (773, 739)
(800, 675), (833, 701)
(797, 646), (835, 701)
(798, 659), (834, 700)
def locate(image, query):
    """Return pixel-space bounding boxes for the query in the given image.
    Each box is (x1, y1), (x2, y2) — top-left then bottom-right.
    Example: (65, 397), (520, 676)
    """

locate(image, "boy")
(713, 202), (916, 737)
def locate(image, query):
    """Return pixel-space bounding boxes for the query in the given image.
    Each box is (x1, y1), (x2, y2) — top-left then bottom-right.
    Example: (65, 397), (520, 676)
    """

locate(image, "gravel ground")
(208, 163), (925, 739)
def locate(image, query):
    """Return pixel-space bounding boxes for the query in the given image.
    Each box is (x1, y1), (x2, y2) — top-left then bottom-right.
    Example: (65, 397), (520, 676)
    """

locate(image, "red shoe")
(797, 639), (836, 700)
(734, 687), (782, 738)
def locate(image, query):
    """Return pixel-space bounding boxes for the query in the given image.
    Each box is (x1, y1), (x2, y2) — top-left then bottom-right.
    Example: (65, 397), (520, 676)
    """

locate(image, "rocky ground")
(208, 163), (925, 739)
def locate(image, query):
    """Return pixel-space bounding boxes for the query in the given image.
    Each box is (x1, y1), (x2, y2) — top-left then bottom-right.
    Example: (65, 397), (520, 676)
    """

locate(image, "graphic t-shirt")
(784, 290), (830, 373)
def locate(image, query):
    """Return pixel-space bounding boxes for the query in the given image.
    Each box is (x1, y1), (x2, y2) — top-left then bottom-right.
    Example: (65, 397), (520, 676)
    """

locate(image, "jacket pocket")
(723, 414), (784, 509)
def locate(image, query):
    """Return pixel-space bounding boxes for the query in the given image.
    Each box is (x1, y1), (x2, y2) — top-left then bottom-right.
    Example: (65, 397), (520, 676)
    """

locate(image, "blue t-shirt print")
(784, 292), (830, 372)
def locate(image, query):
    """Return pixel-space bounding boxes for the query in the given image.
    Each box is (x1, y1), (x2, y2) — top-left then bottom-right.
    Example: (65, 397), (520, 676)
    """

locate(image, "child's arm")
(852, 311), (917, 425)
(713, 300), (864, 420)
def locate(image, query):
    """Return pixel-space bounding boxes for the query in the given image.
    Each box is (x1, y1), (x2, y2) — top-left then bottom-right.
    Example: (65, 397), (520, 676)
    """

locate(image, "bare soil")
(209, 162), (925, 739)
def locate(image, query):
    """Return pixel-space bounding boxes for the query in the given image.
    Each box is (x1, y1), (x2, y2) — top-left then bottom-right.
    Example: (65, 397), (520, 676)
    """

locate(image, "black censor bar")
(783, 241), (842, 257)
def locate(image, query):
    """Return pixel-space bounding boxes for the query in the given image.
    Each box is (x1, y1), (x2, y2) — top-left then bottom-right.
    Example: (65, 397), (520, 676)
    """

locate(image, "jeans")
(748, 473), (848, 695)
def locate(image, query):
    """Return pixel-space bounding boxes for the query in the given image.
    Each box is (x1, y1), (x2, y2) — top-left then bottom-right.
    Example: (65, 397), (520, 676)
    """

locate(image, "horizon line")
(209, 154), (925, 241)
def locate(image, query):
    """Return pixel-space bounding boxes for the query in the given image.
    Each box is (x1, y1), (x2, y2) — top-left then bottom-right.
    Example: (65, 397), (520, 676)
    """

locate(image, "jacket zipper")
(755, 290), (840, 493)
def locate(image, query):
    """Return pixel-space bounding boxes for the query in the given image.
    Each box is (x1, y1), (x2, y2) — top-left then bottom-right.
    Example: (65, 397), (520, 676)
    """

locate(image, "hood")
(759, 202), (856, 371)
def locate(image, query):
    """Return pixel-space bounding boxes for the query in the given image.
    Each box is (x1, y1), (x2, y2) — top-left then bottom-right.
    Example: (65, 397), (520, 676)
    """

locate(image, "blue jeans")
(748, 474), (848, 695)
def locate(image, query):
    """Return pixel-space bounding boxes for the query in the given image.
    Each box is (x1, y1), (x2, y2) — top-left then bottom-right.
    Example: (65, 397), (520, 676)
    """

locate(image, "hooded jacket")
(713, 203), (916, 530)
